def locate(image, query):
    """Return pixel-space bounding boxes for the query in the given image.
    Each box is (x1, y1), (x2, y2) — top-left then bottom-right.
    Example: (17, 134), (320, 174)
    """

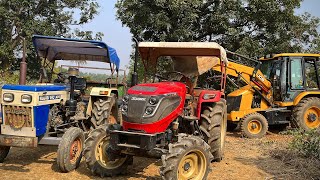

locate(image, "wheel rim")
(304, 106), (320, 129)
(69, 137), (82, 164)
(177, 150), (206, 180)
(95, 136), (127, 169)
(247, 120), (262, 135)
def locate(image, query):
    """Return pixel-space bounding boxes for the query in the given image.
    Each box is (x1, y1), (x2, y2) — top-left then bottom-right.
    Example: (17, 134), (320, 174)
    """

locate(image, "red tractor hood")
(127, 82), (186, 95)
(123, 82), (187, 133)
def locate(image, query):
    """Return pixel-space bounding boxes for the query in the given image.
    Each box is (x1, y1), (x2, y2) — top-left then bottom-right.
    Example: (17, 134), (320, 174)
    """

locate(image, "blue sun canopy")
(32, 35), (120, 70)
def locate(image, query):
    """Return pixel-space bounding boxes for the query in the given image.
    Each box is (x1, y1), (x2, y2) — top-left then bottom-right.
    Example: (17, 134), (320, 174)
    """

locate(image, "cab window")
(260, 60), (273, 78)
(290, 58), (303, 89)
(304, 58), (318, 89)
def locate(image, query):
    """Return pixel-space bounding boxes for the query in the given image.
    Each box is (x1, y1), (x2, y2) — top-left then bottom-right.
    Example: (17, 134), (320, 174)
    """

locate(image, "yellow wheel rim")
(95, 137), (127, 169)
(304, 106), (320, 129)
(247, 120), (262, 134)
(177, 150), (206, 180)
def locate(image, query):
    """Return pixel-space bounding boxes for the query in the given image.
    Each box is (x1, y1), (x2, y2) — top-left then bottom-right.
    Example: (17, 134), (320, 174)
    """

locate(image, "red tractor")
(84, 42), (228, 179)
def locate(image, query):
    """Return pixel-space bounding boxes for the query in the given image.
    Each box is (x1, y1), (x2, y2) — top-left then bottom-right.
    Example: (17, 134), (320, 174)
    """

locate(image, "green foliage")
(0, 72), (20, 85)
(116, 0), (320, 79)
(289, 129), (320, 160)
(0, 0), (102, 81)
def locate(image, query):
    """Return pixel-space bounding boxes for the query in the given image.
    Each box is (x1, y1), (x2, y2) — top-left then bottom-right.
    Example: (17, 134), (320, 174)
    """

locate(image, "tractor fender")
(196, 90), (222, 118)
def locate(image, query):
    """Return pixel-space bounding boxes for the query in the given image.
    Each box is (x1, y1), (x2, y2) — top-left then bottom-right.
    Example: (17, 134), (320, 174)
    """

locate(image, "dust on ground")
(0, 131), (317, 180)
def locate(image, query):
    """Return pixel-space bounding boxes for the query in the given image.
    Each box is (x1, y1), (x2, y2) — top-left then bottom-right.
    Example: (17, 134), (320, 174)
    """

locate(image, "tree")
(116, 0), (319, 77)
(0, 0), (102, 80)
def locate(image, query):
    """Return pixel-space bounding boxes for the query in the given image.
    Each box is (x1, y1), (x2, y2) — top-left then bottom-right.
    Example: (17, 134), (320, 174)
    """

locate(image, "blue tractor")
(0, 35), (122, 172)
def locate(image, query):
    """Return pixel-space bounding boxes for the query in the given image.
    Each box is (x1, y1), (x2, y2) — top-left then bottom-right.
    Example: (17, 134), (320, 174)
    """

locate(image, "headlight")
(21, 94), (32, 103)
(123, 95), (129, 103)
(99, 91), (109, 95)
(149, 97), (158, 105)
(145, 107), (154, 115)
(3, 93), (14, 102)
(122, 105), (128, 112)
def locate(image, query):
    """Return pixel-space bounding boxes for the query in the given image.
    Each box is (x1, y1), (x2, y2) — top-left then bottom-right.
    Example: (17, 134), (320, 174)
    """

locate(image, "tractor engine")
(121, 82), (187, 134)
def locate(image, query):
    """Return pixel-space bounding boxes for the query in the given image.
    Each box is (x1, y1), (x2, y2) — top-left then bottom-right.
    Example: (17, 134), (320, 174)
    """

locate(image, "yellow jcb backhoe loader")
(214, 52), (320, 138)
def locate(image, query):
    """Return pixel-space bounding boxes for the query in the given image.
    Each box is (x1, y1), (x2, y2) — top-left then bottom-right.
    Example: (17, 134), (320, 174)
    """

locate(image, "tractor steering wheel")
(156, 71), (193, 93)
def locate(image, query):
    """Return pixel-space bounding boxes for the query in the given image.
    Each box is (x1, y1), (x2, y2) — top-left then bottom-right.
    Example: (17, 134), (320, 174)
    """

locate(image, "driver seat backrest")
(74, 78), (87, 91)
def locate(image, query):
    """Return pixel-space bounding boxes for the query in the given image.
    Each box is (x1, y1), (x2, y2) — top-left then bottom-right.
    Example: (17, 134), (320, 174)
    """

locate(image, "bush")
(289, 129), (320, 160)
(0, 71), (19, 85)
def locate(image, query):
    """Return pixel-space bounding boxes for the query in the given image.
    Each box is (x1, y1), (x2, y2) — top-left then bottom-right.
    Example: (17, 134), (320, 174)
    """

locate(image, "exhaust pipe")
(131, 37), (139, 87)
(19, 37), (27, 85)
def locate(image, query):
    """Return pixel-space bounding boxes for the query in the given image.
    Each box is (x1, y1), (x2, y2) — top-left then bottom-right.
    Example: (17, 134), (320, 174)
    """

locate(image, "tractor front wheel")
(292, 97), (320, 130)
(0, 146), (10, 163)
(57, 127), (85, 172)
(83, 127), (132, 177)
(240, 113), (268, 139)
(160, 134), (212, 180)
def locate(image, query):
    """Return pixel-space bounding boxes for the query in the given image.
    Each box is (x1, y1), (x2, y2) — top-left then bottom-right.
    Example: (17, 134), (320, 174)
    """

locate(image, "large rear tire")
(160, 134), (212, 180)
(292, 97), (320, 130)
(57, 127), (85, 172)
(0, 146), (10, 163)
(199, 100), (227, 162)
(240, 113), (268, 139)
(91, 94), (116, 128)
(83, 127), (132, 177)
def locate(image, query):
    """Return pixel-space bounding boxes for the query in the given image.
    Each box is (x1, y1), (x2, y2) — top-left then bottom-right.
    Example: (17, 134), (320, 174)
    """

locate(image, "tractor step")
(182, 115), (199, 121)
(264, 107), (291, 125)
(117, 143), (140, 149)
(275, 121), (290, 124)
(38, 137), (62, 145)
(265, 107), (290, 112)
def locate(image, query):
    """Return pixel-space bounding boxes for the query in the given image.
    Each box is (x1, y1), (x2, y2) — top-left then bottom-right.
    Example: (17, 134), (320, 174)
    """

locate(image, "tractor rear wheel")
(292, 97), (320, 130)
(91, 94), (116, 128)
(84, 127), (132, 177)
(0, 146), (10, 163)
(240, 113), (268, 139)
(160, 134), (212, 180)
(57, 127), (85, 172)
(199, 100), (227, 162)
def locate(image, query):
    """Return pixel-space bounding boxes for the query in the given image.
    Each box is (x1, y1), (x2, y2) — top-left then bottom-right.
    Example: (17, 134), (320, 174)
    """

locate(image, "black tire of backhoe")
(0, 146), (10, 163)
(199, 100), (227, 162)
(83, 127), (132, 177)
(160, 134), (212, 180)
(292, 97), (320, 131)
(91, 94), (115, 128)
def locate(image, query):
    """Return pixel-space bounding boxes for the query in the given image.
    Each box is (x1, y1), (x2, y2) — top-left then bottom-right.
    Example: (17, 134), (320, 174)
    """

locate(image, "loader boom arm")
(213, 61), (272, 92)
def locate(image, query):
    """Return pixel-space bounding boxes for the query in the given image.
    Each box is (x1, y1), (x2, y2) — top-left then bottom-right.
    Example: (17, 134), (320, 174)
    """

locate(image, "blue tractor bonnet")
(32, 35), (120, 70)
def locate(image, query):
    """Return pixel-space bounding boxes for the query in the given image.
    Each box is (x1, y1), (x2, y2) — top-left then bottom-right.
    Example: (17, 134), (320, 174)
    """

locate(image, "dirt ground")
(0, 131), (312, 180)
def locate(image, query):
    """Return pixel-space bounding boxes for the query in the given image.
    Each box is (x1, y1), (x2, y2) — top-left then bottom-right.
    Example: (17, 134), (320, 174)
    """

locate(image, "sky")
(61, 0), (320, 73)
